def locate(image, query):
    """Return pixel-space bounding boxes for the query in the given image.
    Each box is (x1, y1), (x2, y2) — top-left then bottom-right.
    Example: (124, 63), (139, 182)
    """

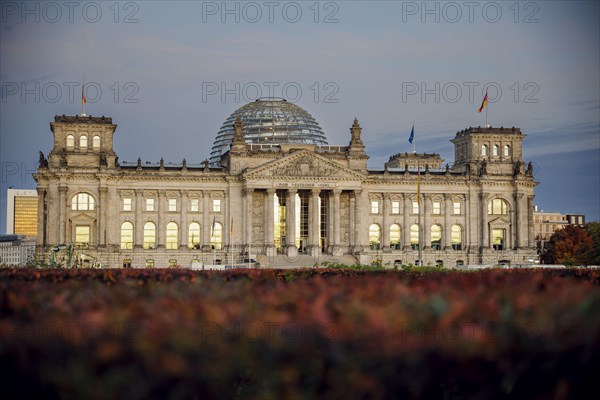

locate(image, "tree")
(541, 225), (593, 266)
(582, 222), (600, 265)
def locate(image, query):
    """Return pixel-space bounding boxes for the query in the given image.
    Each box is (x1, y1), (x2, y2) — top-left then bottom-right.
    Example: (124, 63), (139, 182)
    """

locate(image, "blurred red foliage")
(1, 268), (599, 399)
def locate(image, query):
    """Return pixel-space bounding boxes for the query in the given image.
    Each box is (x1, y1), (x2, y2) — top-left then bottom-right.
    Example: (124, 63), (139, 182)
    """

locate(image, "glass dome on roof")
(209, 98), (328, 165)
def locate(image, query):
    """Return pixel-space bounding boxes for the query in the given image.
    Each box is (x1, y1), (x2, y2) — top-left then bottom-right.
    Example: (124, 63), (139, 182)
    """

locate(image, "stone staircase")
(256, 254), (359, 268)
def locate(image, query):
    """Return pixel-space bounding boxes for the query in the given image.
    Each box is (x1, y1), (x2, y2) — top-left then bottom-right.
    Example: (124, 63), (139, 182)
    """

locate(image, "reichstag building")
(34, 98), (538, 268)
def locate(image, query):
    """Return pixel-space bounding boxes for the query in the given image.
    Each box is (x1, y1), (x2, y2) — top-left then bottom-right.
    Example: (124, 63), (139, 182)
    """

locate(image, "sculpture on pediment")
(99, 152), (108, 167)
(526, 161), (533, 175)
(38, 151), (48, 168)
(273, 156), (337, 177)
(513, 160), (522, 177)
(480, 159), (487, 176)
(59, 148), (68, 167)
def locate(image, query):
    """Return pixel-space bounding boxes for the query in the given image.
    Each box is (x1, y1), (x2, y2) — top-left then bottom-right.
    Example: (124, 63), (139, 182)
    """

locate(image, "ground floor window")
(369, 224), (381, 250)
(122, 259), (132, 268)
(75, 226), (90, 248)
(145, 259), (154, 268)
(492, 228), (505, 250)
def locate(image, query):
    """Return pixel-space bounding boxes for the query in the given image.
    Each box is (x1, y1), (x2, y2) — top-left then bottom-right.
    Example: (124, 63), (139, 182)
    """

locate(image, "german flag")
(478, 92), (488, 113)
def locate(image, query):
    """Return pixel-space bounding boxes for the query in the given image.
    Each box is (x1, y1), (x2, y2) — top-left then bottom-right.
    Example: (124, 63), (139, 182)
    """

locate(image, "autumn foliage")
(1, 268), (599, 399)
(541, 225), (596, 265)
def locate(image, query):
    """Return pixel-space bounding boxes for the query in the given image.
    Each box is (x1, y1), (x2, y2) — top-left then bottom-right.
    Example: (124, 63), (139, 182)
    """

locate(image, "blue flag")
(408, 125), (414, 144)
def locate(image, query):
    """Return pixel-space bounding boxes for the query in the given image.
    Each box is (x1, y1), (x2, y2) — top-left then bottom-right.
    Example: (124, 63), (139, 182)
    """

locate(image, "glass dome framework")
(209, 98), (328, 165)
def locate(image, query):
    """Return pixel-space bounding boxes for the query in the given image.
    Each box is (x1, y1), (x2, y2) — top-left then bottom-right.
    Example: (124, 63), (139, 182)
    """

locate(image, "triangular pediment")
(488, 215), (511, 225)
(243, 150), (363, 181)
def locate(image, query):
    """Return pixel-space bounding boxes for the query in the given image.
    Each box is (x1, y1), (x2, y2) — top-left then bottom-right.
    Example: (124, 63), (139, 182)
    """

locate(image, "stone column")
(332, 189), (342, 255)
(480, 193), (490, 251)
(47, 184), (59, 245)
(353, 190), (363, 252)
(423, 194), (430, 249)
(403, 194), (411, 251)
(98, 187), (108, 246)
(444, 194), (451, 250)
(36, 188), (46, 246)
(309, 188), (321, 257)
(527, 195), (535, 248)
(349, 193), (356, 248)
(202, 191), (210, 251)
(265, 188), (276, 257)
(157, 192), (165, 249)
(180, 191), (188, 249)
(58, 185), (67, 244)
(382, 193), (389, 250)
(135, 190), (143, 248)
(224, 191), (230, 250)
(244, 188), (254, 254)
(286, 189), (298, 257)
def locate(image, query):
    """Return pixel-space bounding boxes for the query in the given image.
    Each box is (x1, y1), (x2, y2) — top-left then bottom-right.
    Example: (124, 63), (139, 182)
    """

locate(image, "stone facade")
(34, 114), (538, 268)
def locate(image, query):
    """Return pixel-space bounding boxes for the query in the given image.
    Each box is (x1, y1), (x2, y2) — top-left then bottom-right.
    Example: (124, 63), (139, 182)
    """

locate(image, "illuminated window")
(369, 224), (381, 250)
(66, 135), (75, 148)
(453, 202), (461, 215)
(71, 193), (95, 211)
(80, 135), (88, 149)
(93, 135), (100, 149)
(503, 144), (511, 157)
(123, 198), (132, 211)
(143, 222), (156, 249)
(211, 222), (222, 250)
(451, 225), (462, 250)
(166, 222), (178, 250)
(391, 201), (400, 214)
(146, 198), (154, 211)
(481, 144), (488, 156)
(431, 224), (442, 250)
(189, 222), (201, 249)
(146, 259), (154, 268)
(410, 224), (420, 250)
(212, 199), (221, 212)
(492, 228), (505, 250)
(371, 201), (379, 214)
(168, 198), (177, 212)
(493, 144), (499, 156)
(75, 226), (90, 247)
(412, 201), (419, 214)
(432, 201), (441, 215)
(390, 224), (401, 250)
(488, 199), (508, 215)
(120, 222), (133, 249)
(190, 199), (199, 212)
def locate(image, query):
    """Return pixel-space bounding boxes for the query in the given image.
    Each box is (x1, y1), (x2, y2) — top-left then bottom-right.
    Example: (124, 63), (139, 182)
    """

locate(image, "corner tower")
(451, 126), (526, 176)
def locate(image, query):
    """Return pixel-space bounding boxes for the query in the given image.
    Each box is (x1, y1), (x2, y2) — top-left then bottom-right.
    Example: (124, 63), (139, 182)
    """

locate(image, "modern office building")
(0, 234), (36, 266)
(6, 189), (38, 237)
(34, 98), (539, 268)
(533, 206), (586, 252)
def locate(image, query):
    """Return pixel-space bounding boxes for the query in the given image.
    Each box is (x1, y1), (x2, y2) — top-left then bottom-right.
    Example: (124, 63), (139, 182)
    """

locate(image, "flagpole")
(417, 159), (422, 266)
(81, 74), (86, 116)
(486, 101), (488, 127)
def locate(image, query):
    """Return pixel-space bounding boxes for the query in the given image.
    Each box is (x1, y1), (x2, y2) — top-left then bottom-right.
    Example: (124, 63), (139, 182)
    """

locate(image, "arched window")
(451, 225), (462, 250)
(71, 193), (95, 211)
(120, 222), (133, 249)
(493, 144), (499, 156)
(189, 222), (201, 249)
(390, 224), (401, 250)
(66, 134), (75, 148)
(410, 224), (420, 250)
(93, 135), (100, 149)
(488, 198), (508, 215)
(369, 224), (381, 250)
(80, 135), (88, 149)
(503, 144), (511, 157)
(143, 222), (156, 249)
(481, 144), (488, 156)
(431, 224), (442, 250)
(166, 222), (179, 250)
(211, 222), (223, 250)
